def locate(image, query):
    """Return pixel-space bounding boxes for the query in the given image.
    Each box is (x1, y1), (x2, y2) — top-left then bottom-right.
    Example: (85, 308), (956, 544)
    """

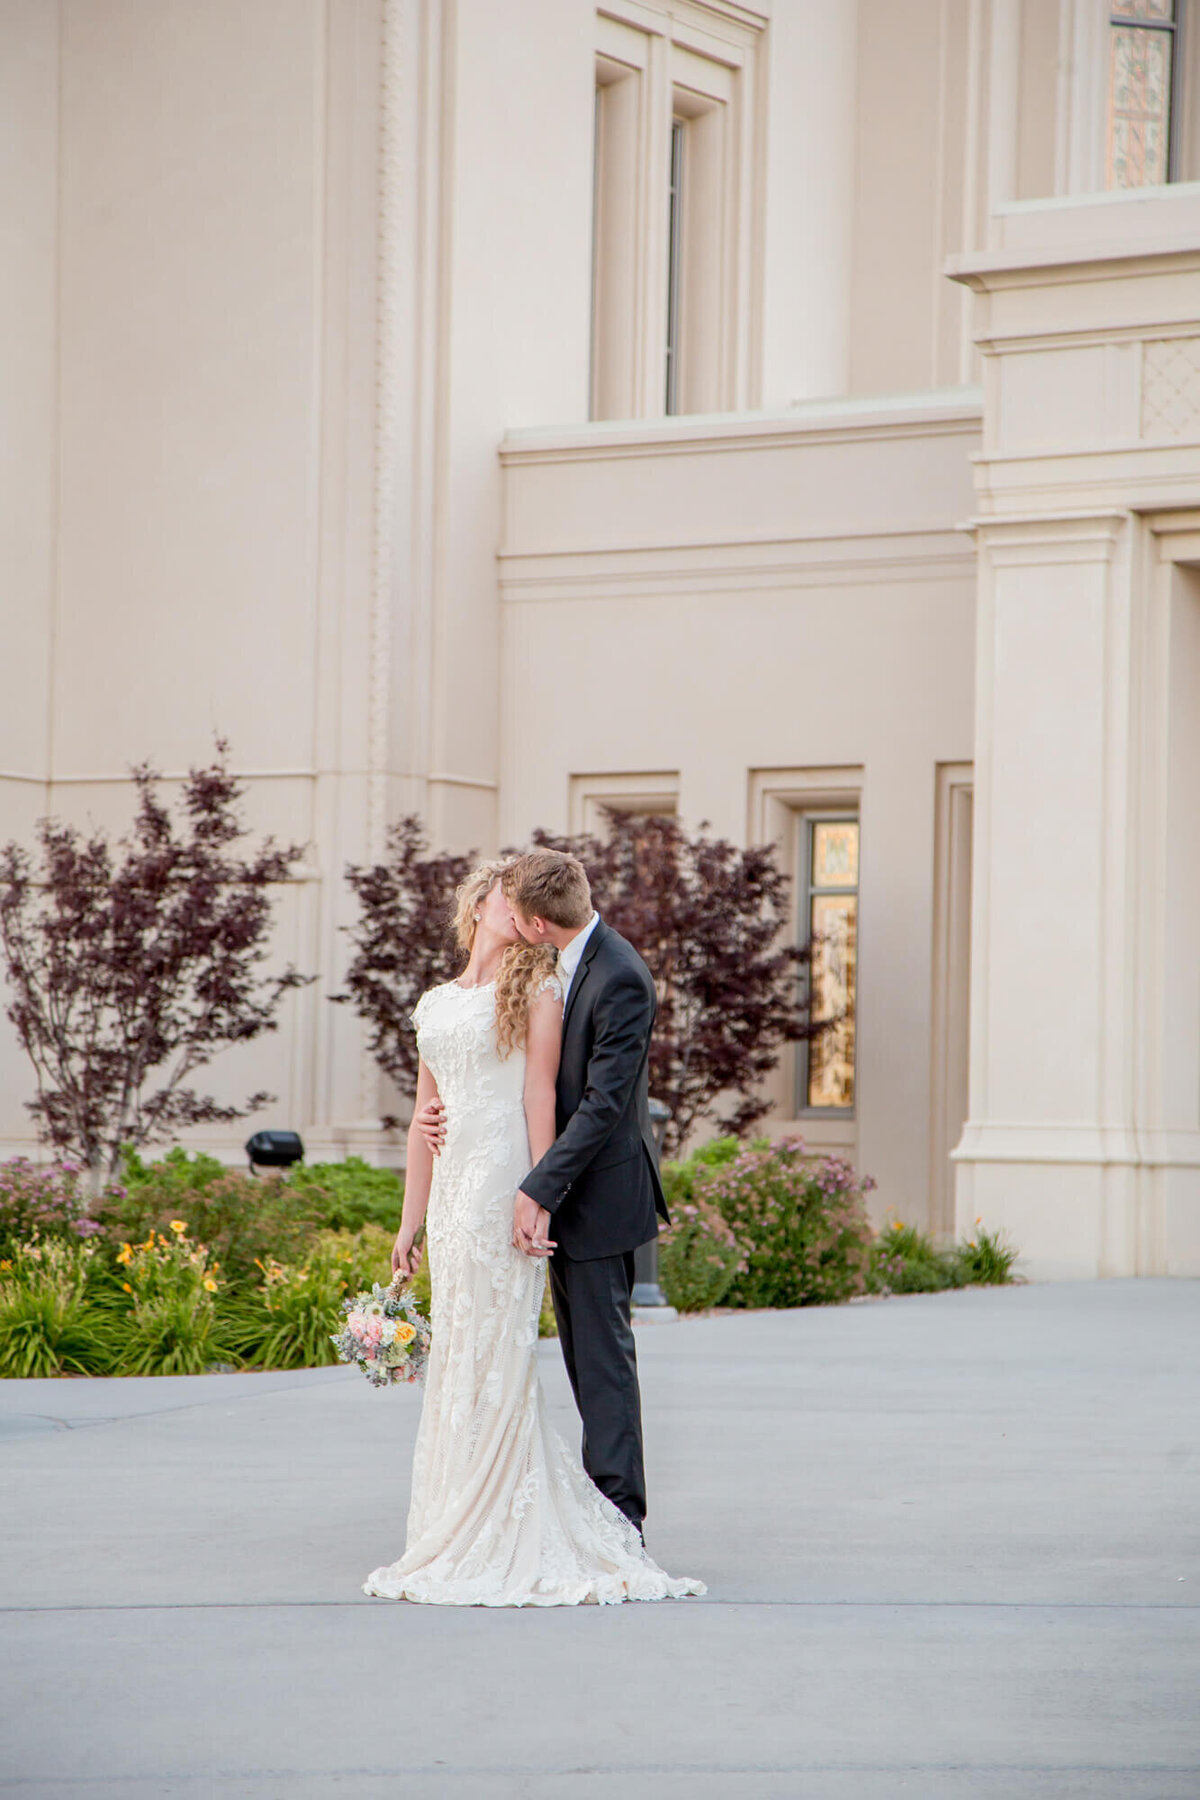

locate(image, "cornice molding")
(948, 241), (1200, 292)
(501, 395), (983, 466)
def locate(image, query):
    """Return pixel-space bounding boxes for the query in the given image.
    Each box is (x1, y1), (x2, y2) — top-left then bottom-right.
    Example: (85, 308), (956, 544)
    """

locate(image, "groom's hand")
(513, 1190), (555, 1258)
(414, 1096), (446, 1156)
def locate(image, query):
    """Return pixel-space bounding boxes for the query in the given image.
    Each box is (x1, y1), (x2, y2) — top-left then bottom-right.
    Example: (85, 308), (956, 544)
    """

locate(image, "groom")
(418, 848), (668, 1536)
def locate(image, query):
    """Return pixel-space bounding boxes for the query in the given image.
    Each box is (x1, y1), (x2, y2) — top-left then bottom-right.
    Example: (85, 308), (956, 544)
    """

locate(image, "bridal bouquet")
(330, 1278), (431, 1387)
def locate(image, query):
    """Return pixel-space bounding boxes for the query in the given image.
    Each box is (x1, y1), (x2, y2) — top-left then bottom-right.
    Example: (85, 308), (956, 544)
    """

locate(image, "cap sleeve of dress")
(411, 988), (432, 1031)
(538, 972), (565, 1006)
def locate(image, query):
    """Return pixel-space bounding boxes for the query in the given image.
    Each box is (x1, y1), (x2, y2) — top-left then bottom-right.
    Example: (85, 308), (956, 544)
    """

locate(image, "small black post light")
(245, 1130), (305, 1173)
(632, 1099), (674, 1312)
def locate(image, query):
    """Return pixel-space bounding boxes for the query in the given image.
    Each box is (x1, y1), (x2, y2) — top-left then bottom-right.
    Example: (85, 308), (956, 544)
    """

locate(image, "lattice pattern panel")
(1141, 337), (1200, 438)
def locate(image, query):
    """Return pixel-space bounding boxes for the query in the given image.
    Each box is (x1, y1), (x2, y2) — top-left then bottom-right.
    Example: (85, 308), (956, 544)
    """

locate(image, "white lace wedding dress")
(363, 976), (705, 1607)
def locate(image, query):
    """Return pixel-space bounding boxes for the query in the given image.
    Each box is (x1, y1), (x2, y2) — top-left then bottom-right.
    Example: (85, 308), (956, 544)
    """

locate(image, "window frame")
(588, 0), (766, 421)
(795, 810), (861, 1119)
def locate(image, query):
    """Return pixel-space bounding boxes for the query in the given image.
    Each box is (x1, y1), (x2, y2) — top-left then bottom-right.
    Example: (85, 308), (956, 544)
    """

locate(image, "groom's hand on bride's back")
(415, 1096), (447, 1155)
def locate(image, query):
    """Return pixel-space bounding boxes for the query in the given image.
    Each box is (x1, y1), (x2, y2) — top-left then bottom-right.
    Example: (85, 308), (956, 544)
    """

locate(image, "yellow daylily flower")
(202, 1277), (218, 1292)
(169, 1220), (187, 1235)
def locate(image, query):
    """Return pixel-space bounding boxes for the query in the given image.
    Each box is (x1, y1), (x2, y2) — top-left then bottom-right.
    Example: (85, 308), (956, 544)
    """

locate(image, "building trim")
(501, 394), (983, 465)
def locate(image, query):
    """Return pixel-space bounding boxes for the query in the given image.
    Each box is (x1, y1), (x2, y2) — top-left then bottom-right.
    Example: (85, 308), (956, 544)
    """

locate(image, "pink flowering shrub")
(0, 1158), (106, 1257)
(697, 1136), (876, 1309)
(658, 1194), (746, 1313)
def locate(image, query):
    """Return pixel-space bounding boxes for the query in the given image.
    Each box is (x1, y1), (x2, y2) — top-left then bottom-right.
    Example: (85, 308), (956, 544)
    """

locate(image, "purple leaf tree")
(0, 744), (311, 1187)
(529, 813), (825, 1154)
(337, 811), (825, 1155)
(335, 817), (475, 1121)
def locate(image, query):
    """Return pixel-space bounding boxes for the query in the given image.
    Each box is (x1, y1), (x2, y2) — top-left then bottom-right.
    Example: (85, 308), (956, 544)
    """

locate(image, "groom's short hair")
(503, 850), (592, 928)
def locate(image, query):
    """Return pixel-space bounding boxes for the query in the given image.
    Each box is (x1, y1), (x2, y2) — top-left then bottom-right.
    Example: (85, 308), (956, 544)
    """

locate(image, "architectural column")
(950, 194), (1200, 1277)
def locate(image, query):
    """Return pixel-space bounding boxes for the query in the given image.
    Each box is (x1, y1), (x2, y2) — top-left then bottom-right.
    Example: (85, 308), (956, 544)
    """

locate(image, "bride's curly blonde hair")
(452, 860), (557, 1056)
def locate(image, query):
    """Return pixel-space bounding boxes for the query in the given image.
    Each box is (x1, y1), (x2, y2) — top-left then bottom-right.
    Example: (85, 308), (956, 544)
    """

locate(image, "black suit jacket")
(521, 918), (669, 1261)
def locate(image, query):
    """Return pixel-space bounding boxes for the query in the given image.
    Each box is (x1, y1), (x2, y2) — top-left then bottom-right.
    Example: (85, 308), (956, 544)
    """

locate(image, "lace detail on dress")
(364, 977), (704, 1608)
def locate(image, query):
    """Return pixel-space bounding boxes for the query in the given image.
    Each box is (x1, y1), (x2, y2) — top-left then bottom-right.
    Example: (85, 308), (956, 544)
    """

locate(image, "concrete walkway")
(1, 1279), (1197, 1798)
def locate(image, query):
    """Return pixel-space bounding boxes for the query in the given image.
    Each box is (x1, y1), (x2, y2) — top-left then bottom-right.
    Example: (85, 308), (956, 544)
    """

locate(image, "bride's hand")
(391, 1232), (421, 1279)
(513, 1190), (556, 1259)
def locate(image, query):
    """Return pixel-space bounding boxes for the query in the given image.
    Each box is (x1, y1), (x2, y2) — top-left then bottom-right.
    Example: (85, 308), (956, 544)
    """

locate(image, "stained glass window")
(1108, 2), (1178, 189)
(801, 818), (859, 1111)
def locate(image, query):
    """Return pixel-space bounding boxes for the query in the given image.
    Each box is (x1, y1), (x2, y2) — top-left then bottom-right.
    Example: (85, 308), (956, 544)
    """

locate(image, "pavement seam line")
(3, 1598), (1198, 1614)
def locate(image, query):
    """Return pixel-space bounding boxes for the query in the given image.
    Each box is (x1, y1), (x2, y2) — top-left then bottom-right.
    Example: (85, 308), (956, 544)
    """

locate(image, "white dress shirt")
(556, 911), (600, 1004)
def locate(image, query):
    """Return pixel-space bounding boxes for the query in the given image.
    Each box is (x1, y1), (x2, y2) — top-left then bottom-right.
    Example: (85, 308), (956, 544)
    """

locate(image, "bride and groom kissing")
(362, 847), (704, 1607)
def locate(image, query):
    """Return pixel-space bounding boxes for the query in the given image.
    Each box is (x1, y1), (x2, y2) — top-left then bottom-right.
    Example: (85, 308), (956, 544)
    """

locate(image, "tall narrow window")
(800, 817), (860, 1112)
(664, 119), (685, 417)
(590, 54), (642, 422)
(1107, 1), (1179, 188)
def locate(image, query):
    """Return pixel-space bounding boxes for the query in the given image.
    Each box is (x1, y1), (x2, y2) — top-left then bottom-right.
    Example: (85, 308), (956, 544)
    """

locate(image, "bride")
(363, 859), (704, 1607)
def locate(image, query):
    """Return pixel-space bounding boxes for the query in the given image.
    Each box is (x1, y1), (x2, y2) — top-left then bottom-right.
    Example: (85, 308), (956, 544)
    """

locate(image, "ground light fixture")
(245, 1130), (305, 1172)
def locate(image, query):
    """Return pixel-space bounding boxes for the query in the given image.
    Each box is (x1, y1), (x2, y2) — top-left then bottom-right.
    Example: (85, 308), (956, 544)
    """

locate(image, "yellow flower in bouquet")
(394, 1322), (417, 1346)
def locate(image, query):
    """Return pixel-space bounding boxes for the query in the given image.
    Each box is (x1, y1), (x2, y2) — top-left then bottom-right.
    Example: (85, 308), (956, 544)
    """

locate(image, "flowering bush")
(699, 1137), (876, 1309)
(658, 1196), (745, 1313)
(102, 1150), (325, 1285)
(0, 1238), (115, 1377)
(225, 1226), (398, 1370)
(0, 1160), (105, 1258)
(867, 1216), (1019, 1294)
(109, 1222), (232, 1375)
(868, 1220), (959, 1294)
(953, 1222), (1018, 1286)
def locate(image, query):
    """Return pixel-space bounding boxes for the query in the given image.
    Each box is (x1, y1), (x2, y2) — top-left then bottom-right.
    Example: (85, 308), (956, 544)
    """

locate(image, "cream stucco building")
(3, 0), (1199, 1279)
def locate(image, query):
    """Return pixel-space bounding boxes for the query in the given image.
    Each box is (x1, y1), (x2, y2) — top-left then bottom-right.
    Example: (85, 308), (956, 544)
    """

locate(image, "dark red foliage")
(528, 814), (824, 1153)
(335, 818), (474, 1119)
(0, 743), (310, 1182)
(337, 811), (823, 1154)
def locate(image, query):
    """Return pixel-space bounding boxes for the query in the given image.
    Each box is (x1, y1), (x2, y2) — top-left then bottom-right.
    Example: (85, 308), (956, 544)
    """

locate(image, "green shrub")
(284, 1158), (404, 1232)
(699, 1137), (876, 1308)
(0, 1160), (106, 1258)
(109, 1223), (234, 1376)
(0, 1239), (117, 1377)
(868, 1216), (1020, 1295)
(102, 1150), (324, 1286)
(950, 1222), (1019, 1287)
(868, 1220), (962, 1294)
(658, 1196), (745, 1313)
(659, 1137), (742, 1214)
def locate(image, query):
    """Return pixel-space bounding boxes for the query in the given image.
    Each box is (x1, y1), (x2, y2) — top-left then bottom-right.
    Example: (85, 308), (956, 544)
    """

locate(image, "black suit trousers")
(548, 1248), (646, 1532)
